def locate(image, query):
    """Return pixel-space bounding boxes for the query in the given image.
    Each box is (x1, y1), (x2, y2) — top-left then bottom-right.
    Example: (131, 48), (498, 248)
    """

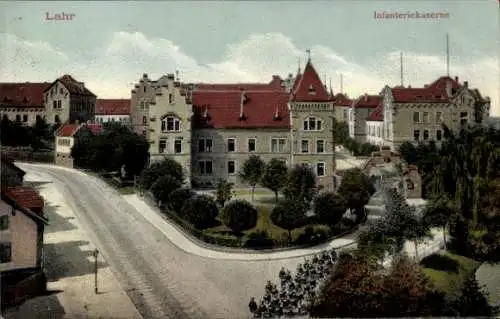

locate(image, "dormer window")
(308, 84), (316, 95)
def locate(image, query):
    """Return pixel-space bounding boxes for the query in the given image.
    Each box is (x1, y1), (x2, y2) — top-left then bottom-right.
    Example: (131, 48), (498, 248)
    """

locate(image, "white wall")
(55, 136), (74, 154)
(96, 114), (130, 124)
(366, 121), (384, 145)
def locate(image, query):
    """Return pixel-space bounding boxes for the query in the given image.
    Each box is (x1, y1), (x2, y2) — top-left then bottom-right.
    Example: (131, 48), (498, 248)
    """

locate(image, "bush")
(294, 225), (332, 246)
(271, 199), (308, 240)
(420, 254), (460, 273)
(150, 174), (182, 204)
(168, 188), (195, 213)
(244, 230), (276, 249)
(220, 200), (258, 235)
(313, 192), (346, 226)
(138, 158), (184, 190)
(181, 194), (219, 229)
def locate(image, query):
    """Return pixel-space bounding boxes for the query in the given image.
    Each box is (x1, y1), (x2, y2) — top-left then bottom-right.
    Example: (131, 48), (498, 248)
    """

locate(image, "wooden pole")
(93, 249), (99, 294)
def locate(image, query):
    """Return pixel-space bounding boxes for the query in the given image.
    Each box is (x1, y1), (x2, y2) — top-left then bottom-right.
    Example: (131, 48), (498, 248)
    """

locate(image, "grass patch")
(118, 186), (135, 194)
(422, 252), (481, 294)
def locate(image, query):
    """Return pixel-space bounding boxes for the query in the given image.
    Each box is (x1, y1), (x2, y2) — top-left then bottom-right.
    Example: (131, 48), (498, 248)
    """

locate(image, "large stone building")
(132, 59), (338, 189)
(0, 75), (96, 126)
(95, 99), (131, 124)
(348, 94), (382, 143)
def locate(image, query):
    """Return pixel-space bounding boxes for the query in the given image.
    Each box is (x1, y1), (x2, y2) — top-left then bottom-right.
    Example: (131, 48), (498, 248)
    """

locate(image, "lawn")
(421, 252), (481, 294)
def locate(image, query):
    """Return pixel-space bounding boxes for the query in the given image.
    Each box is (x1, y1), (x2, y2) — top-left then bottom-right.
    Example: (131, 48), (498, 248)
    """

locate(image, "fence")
(1, 148), (54, 163)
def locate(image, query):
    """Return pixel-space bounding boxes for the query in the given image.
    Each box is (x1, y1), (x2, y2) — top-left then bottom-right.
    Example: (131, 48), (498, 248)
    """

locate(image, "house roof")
(192, 90), (290, 129)
(194, 75), (283, 92)
(391, 76), (461, 103)
(85, 123), (103, 135)
(44, 74), (96, 97)
(367, 100), (384, 121)
(55, 123), (81, 137)
(291, 60), (331, 102)
(333, 93), (352, 107)
(0, 82), (51, 108)
(4, 186), (44, 211)
(95, 99), (131, 115)
(354, 94), (382, 108)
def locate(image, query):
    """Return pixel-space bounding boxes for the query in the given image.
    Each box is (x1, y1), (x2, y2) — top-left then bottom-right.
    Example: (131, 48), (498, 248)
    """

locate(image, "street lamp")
(93, 249), (99, 294)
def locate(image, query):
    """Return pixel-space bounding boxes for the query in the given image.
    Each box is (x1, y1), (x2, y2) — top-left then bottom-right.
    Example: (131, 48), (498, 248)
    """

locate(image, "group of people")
(248, 248), (339, 318)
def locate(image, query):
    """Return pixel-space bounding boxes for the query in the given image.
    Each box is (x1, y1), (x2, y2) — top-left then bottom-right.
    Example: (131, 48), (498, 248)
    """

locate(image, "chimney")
(455, 76), (459, 82)
(239, 91), (246, 119)
(446, 79), (452, 97)
(364, 93), (368, 101)
(464, 81), (468, 88)
(203, 106), (208, 118)
(143, 73), (148, 78)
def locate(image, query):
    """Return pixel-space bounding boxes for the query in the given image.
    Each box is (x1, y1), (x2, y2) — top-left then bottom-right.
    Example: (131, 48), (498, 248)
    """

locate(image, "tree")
(239, 155), (265, 203)
(271, 200), (307, 240)
(455, 275), (497, 317)
(215, 179), (234, 207)
(138, 158), (185, 190)
(423, 196), (458, 249)
(121, 133), (149, 178)
(358, 220), (397, 263)
(398, 141), (418, 165)
(181, 194), (219, 229)
(282, 164), (317, 206)
(337, 168), (375, 222)
(220, 199), (258, 235)
(150, 174), (182, 206)
(313, 192), (346, 226)
(167, 188), (195, 213)
(332, 118), (349, 145)
(261, 159), (288, 202)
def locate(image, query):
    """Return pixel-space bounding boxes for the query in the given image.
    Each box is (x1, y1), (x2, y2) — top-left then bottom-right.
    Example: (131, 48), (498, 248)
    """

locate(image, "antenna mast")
(400, 51), (404, 87)
(340, 74), (344, 94)
(446, 33), (450, 77)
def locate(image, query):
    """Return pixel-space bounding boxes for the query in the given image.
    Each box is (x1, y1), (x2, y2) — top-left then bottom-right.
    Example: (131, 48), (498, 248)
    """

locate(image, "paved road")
(19, 164), (321, 319)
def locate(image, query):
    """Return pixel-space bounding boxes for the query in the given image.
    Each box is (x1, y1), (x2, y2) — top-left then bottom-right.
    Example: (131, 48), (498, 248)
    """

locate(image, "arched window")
(161, 115), (181, 132)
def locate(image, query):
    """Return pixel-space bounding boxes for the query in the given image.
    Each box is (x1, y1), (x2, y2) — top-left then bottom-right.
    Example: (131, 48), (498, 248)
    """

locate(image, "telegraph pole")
(93, 249), (99, 294)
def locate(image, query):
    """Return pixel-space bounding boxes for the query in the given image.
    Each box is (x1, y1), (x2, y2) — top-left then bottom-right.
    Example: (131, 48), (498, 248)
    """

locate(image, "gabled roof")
(354, 94), (381, 108)
(333, 93), (352, 107)
(95, 99), (131, 115)
(192, 90), (290, 129)
(391, 75), (461, 103)
(44, 75), (96, 97)
(4, 186), (44, 211)
(194, 75), (283, 92)
(55, 123), (81, 137)
(290, 60), (331, 102)
(84, 123), (103, 135)
(367, 100), (384, 121)
(0, 82), (50, 108)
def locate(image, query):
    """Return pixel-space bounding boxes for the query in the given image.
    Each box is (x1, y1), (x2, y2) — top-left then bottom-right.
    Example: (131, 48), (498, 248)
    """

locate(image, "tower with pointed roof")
(288, 56), (337, 191)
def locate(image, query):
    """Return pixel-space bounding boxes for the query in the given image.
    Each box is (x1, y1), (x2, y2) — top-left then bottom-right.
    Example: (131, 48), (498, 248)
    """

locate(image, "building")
(332, 93), (352, 123)
(0, 82), (50, 125)
(366, 101), (384, 146)
(54, 123), (102, 167)
(140, 58), (337, 189)
(95, 99), (131, 124)
(43, 75), (96, 125)
(1, 159), (26, 188)
(380, 76), (491, 150)
(348, 94), (382, 142)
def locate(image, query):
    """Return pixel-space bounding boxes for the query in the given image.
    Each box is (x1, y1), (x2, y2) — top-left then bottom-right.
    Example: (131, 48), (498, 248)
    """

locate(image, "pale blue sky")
(1, 1), (499, 114)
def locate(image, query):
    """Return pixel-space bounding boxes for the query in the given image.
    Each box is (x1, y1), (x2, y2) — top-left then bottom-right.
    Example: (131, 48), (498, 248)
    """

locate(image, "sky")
(0, 1), (499, 115)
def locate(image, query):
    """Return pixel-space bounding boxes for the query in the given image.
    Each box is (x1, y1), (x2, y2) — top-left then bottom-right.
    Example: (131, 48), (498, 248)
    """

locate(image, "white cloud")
(1, 31), (498, 116)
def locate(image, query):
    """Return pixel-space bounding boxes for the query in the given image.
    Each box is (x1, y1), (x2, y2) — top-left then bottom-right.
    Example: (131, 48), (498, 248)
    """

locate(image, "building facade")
(0, 83), (50, 125)
(348, 94), (381, 143)
(95, 99), (131, 124)
(54, 123), (102, 167)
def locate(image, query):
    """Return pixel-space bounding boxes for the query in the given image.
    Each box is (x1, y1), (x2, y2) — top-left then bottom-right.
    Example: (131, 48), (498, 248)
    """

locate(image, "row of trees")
(71, 123), (149, 180)
(0, 116), (56, 149)
(332, 118), (379, 156)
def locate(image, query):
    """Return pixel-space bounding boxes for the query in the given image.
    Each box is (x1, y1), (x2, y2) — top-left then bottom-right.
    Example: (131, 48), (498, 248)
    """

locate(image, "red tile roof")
(95, 99), (130, 115)
(0, 82), (50, 108)
(4, 186), (44, 211)
(194, 75), (283, 92)
(367, 100), (384, 121)
(354, 94), (381, 108)
(391, 76), (461, 103)
(85, 123), (103, 135)
(333, 93), (352, 107)
(56, 123), (81, 137)
(44, 75), (96, 96)
(192, 90), (290, 129)
(291, 60), (331, 102)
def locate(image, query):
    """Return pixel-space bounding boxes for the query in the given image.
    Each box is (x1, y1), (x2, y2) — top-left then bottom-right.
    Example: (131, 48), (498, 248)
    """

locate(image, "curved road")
(19, 163), (328, 319)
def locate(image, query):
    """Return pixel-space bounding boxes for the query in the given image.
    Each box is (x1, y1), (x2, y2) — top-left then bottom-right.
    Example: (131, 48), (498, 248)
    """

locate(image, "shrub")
(313, 192), (346, 226)
(294, 225), (332, 246)
(271, 199), (308, 240)
(138, 158), (184, 190)
(181, 194), (219, 229)
(168, 188), (196, 213)
(244, 230), (276, 249)
(220, 200), (258, 235)
(420, 254), (459, 273)
(150, 174), (182, 205)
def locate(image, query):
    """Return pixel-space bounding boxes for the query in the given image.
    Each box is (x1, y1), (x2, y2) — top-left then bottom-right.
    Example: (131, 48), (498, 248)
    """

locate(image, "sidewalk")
(6, 171), (142, 319)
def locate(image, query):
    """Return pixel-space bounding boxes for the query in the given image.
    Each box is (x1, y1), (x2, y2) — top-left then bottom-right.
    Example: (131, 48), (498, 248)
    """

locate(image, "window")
(54, 115), (60, 123)
(316, 140), (325, 153)
(36, 115), (41, 121)
(227, 138), (236, 152)
(140, 101), (145, 110)
(436, 130), (442, 141)
(57, 138), (70, 146)
(142, 130), (147, 137)
(436, 111), (442, 123)
(301, 140), (309, 153)
(228, 161), (236, 174)
(377, 126), (381, 137)
(406, 179), (415, 190)
(59, 88), (63, 94)
(57, 100), (61, 108)
(0, 215), (9, 231)
(143, 86), (146, 93)
(460, 112), (468, 126)
(174, 139), (182, 154)
(271, 138), (286, 153)
(23, 114), (29, 122)
(248, 138), (256, 152)
(15, 114), (20, 121)
(53, 101), (57, 109)
(198, 139), (213, 152)
(161, 116), (180, 132)
(159, 139), (167, 153)
(169, 93), (173, 104)
(316, 163), (325, 177)
(198, 160), (213, 175)
(423, 112), (429, 123)
(142, 116), (147, 124)
(413, 111), (420, 123)
(413, 130), (420, 141)
(303, 117), (323, 131)
(0, 243), (11, 263)
(423, 130), (429, 140)
(343, 109), (348, 120)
